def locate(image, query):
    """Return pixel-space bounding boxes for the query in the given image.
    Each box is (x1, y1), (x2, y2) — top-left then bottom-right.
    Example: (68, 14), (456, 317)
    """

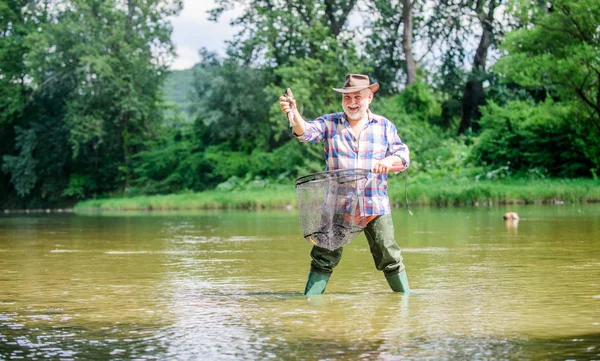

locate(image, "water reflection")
(504, 218), (519, 233)
(1, 205), (599, 359)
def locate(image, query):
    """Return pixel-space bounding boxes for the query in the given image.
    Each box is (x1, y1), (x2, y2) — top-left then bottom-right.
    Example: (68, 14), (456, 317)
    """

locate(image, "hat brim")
(333, 83), (379, 94)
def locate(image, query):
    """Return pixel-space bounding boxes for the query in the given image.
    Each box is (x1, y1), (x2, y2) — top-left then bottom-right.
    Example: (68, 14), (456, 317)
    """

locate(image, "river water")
(1, 204), (599, 360)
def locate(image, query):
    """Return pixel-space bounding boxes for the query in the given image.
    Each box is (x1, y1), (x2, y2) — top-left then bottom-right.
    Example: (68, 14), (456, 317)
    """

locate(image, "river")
(1, 204), (599, 360)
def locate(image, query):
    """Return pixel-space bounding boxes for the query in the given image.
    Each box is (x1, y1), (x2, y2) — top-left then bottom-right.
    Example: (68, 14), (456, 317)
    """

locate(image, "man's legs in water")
(363, 214), (410, 294)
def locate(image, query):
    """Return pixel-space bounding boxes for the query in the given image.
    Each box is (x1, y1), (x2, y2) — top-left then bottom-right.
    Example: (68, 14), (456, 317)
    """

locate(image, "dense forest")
(1, 0), (599, 209)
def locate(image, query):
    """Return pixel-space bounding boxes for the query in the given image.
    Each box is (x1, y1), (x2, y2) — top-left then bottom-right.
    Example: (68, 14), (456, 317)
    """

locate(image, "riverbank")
(72, 178), (600, 212)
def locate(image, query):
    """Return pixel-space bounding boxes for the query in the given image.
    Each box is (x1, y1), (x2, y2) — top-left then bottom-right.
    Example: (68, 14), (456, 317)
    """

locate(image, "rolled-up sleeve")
(386, 123), (410, 168)
(294, 116), (328, 143)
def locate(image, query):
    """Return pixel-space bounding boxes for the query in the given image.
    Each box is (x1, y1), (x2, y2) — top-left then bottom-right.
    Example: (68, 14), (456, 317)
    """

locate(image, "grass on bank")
(74, 185), (297, 211)
(390, 178), (600, 208)
(73, 178), (600, 212)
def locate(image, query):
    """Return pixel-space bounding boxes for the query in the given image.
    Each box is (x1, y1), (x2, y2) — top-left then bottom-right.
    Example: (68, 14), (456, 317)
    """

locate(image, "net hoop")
(295, 168), (370, 187)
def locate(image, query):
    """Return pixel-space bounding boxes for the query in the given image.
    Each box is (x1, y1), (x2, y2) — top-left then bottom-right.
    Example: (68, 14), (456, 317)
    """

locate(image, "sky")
(168, 0), (238, 70)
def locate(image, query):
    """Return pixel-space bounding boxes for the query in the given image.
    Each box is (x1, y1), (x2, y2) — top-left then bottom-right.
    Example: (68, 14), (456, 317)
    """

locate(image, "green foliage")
(2, 127), (37, 197)
(62, 174), (91, 198)
(203, 141), (324, 190)
(1, 0), (182, 206)
(129, 121), (323, 195)
(189, 52), (275, 152)
(208, 0), (367, 145)
(131, 133), (197, 195)
(162, 67), (195, 119)
(399, 178), (600, 206)
(471, 100), (593, 178)
(362, 0), (426, 92)
(54, 0), (180, 167)
(495, 0), (600, 165)
(372, 82), (477, 180)
(210, 1), (359, 68)
(0, 0), (29, 126)
(2, 117), (71, 201)
(394, 82), (442, 122)
(496, 1), (600, 103)
(3, 0), (600, 209)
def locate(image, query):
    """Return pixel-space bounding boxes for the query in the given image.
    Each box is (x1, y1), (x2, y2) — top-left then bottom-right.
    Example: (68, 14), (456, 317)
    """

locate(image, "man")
(279, 74), (411, 296)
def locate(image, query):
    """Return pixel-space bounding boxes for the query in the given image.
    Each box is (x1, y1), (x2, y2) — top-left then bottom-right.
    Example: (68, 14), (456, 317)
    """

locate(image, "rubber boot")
(304, 271), (330, 296)
(385, 270), (410, 294)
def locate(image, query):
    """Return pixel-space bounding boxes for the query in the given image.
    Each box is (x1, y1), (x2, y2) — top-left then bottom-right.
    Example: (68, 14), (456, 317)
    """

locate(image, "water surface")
(1, 205), (599, 360)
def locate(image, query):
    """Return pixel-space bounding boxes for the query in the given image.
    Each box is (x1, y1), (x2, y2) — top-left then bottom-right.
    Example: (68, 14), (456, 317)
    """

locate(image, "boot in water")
(385, 270), (410, 294)
(304, 271), (330, 296)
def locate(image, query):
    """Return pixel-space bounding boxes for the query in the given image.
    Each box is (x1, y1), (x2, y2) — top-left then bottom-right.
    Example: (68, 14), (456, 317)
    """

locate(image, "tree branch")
(537, 23), (590, 44)
(572, 80), (597, 111)
(288, 1), (312, 27)
(554, 3), (592, 45)
(324, 0), (358, 36)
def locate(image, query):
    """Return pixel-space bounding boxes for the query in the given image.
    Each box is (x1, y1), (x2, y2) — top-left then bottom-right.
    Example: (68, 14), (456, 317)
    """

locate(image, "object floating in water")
(503, 212), (519, 220)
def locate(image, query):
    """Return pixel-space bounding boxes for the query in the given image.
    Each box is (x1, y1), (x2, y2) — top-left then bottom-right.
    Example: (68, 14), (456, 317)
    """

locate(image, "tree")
(1, 1), (73, 204)
(58, 0), (182, 191)
(0, 0), (33, 203)
(364, 0), (421, 92)
(459, 0), (503, 135)
(494, 0), (600, 168)
(0, 0), (30, 128)
(188, 49), (274, 152)
(209, 0), (359, 69)
(209, 0), (367, 142)
(427, 0), (510, 135)
(1, 0), (182, 205)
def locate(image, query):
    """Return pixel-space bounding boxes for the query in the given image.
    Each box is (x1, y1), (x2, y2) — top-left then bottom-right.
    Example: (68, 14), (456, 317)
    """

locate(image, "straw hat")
(333, 74), (379, 93)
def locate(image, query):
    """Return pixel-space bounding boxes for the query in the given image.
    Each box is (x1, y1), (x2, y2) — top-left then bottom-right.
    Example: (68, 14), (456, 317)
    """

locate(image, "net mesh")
(295, 169), (370, 250)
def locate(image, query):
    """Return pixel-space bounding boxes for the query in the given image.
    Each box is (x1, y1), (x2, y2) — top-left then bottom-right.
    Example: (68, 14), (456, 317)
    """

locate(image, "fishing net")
(295, 168), (371, 251)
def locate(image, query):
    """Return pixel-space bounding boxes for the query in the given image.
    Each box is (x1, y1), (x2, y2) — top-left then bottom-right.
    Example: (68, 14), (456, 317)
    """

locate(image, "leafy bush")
(470, 100), (593, 178)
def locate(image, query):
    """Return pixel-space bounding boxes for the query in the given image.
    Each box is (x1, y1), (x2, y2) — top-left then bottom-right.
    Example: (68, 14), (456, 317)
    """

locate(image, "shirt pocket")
(370, 138), (387, 160)
(331, 130), (356, 158)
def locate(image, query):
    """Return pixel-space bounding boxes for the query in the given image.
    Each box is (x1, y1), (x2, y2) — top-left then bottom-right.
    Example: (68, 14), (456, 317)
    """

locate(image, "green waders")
(304, 271), (331, 295)
(304, 214), (410, 295)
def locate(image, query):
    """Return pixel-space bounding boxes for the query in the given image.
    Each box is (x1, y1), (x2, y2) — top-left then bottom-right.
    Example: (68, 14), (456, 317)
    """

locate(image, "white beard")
(343, 105), (368, 122)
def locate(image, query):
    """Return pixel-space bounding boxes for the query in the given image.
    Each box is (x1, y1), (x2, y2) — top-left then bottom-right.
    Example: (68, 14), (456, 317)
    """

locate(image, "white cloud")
(168, 0), (239, 70)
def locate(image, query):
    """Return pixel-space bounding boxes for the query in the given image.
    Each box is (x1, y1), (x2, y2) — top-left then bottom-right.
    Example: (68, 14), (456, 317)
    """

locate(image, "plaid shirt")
(296, 111), (410, 216)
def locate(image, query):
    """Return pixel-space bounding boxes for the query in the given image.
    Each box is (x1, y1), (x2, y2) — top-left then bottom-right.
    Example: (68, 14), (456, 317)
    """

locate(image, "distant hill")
(162, 67), (195, 121)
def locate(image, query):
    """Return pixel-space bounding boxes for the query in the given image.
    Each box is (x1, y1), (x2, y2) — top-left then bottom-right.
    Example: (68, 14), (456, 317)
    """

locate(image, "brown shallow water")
(1, 204), (599, 360)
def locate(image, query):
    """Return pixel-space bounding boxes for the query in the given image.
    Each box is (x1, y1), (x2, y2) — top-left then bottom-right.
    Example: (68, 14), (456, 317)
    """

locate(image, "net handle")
(388, 165), (405, 172)
(367, 164), (405, 174)
(365, 164), (404, 185)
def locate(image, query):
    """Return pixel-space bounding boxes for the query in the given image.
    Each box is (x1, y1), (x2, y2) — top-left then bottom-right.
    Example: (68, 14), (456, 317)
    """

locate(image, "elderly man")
(280, 74), (411, 296)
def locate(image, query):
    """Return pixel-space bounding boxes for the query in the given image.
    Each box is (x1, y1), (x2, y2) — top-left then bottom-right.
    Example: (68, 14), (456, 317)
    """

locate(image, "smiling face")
(342, 88), (373, 122)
